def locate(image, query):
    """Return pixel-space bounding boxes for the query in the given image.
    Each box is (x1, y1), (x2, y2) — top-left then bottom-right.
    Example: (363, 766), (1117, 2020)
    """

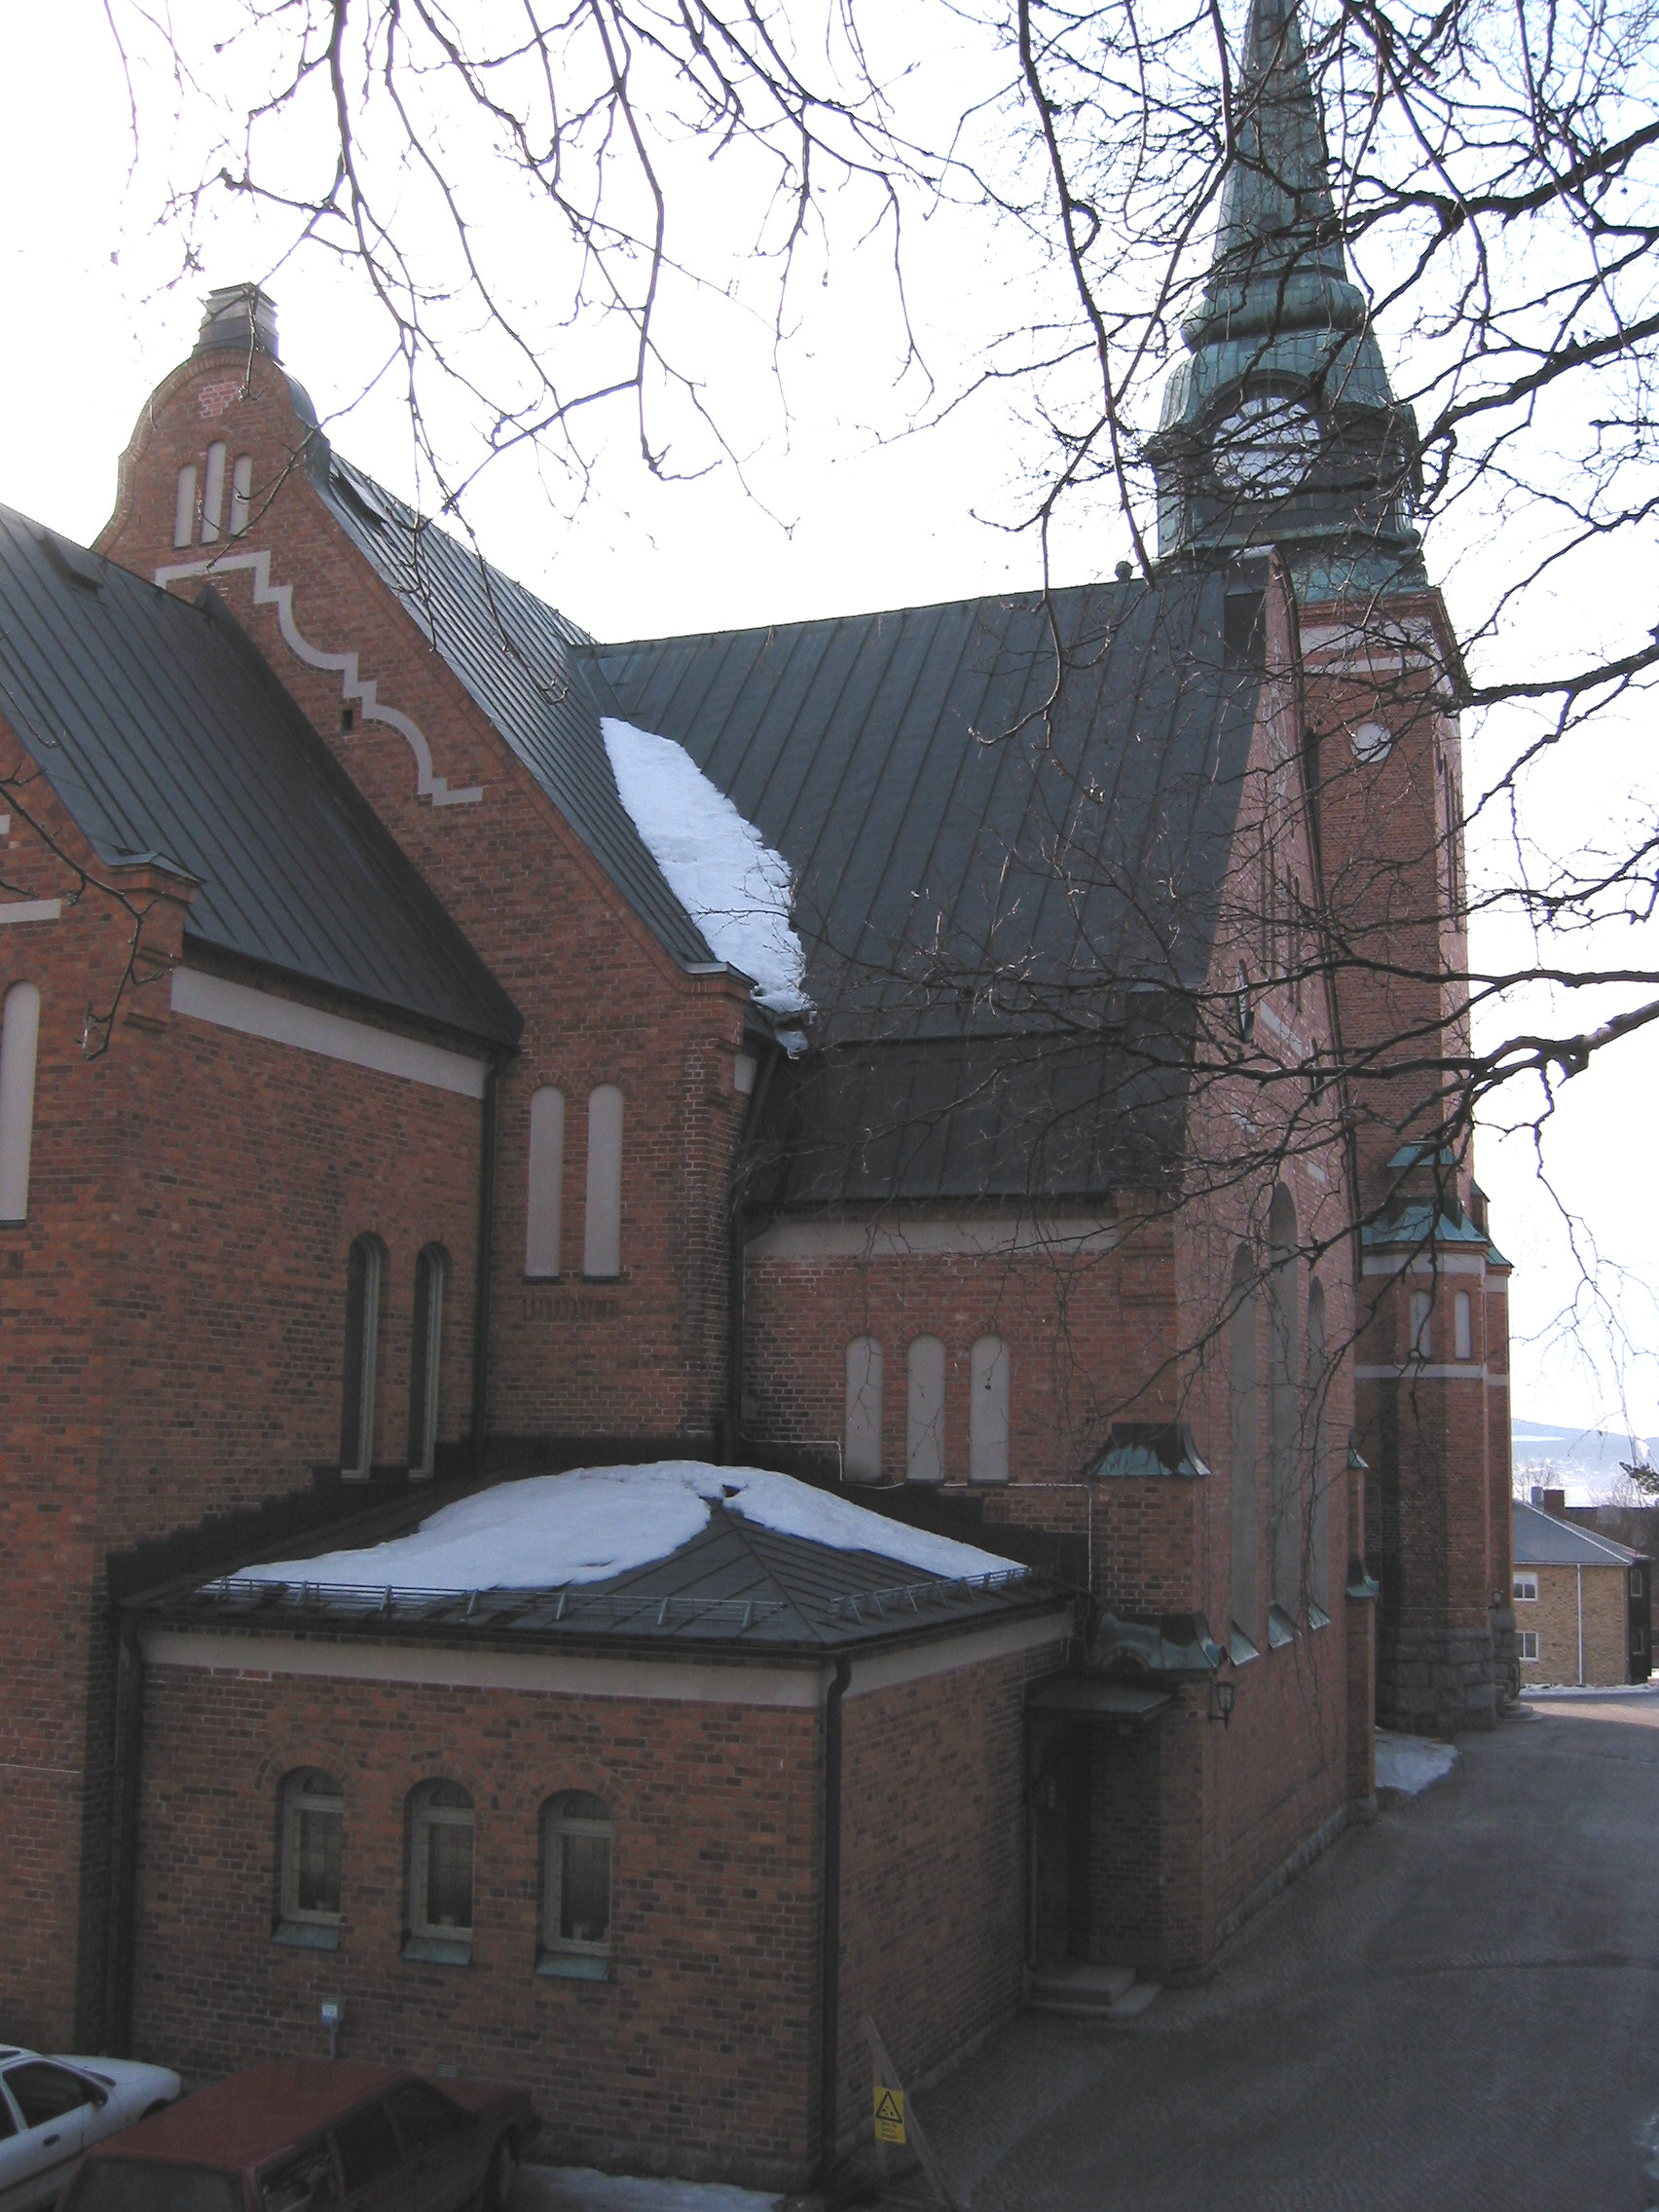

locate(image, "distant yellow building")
(1512, 1496), (1650, 1688)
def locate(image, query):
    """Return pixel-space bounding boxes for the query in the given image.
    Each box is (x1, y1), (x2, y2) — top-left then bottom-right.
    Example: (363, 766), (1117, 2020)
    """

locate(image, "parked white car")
(0, 2047), (179, 2212)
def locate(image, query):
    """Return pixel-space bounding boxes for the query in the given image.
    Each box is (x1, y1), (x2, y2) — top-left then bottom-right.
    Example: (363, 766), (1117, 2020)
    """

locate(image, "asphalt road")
(916, 1695), (1659, 2212)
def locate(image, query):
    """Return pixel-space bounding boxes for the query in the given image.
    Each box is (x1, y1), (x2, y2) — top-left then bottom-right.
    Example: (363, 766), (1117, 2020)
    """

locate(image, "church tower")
(1152, 0), (1516, 1732)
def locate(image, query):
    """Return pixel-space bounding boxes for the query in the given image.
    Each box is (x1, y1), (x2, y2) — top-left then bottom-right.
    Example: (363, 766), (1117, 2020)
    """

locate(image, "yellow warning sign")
(873, 2086), (906, 2146)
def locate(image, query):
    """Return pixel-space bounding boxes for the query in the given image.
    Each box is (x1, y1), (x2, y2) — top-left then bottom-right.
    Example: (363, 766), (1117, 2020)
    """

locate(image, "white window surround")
(202, 441), (228, 543)
(845, 1337), (883, 1483)
(0, 980), (41, 1223)
(172, 464), (198, 549)
(969, 1335), (1010, 1484)
(1519, 1629), (1539, 1661)
(407, 1781), (475, 1956)
(229, 454), (253, 537)
(1513, 1573), (1538, 1603)
(541, 1791), (612, 1978)
(278, 1769), (344, 1933)
(171, 966), (488, 1098)
(341, 1235), (383, 1480)
(408, 1246), (445, 1478)
(526, 1087), (566, 1276)
(1409, 1289), (1432, 1360)
(1454, 1290), (1473, 1362)
(905, 1336), (946, 1484)
(583, 1085), (624, 1277)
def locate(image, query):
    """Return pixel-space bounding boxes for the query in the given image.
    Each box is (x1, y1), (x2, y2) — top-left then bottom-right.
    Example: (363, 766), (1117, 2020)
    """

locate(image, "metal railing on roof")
(822, 1567), (1030, 1623)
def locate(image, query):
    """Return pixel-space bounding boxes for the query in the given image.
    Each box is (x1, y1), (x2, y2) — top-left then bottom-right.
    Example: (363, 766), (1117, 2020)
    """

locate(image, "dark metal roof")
(136, 1501), (1059, 1655)
(0, 506), (519, 1047)
(313, 455), (715, 972)
(1513, 1500), (1645, 1569)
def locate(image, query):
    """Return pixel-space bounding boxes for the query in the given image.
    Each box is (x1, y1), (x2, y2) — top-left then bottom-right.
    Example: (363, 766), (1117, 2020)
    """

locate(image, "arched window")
(407, 1781), (474, 1958)
(201, 441), (228, 542)
(540, 1791), (612, 1978)
(1267, 1186), (1299, 1614)
(905, 1337), (946, 1484)
(229, 454), (253, 537)
(1410, 1289), (1432, 1363)
(1454, 1289), (1473, 1363)
(340, 1235), (385, 1479)
(277, 1769), (343, 1942)
(172, 464), (198, 549)
(407, 1245), (446, 1478)
(1306, 1278), (1330, 1618)
(0, 980), (41, 1224)
(1229, 1245), (1259, 1642)
(583, 1084), (623, 1277)
(845, 1337), (883, 1483)
(969, 1335), (1010, 1484)
(525, 1086), (565, 1277)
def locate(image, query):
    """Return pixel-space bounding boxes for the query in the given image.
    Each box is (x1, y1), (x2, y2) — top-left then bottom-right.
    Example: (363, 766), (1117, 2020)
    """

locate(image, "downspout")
(818, 1655), (853, 2185)
(724, 1047), (779, 1464)
(105, 1613), (146, 2054)
(1576, 1564), (1585, 1687)
(470, 1055), (503, 1465)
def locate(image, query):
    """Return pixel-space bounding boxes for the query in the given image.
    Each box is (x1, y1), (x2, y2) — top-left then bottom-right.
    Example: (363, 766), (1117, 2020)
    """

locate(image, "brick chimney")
(194, 283), (279, 361)
(1543, 1488), (1567, 1518)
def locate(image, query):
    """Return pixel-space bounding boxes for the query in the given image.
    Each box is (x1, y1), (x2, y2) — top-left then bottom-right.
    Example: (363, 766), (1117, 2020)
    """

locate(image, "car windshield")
(66, 2158), (243, 2212)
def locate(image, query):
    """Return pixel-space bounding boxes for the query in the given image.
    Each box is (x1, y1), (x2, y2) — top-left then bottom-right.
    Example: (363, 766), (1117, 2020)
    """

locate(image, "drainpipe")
(818, 1656), (853, 2184)
(470, 1055), (502, 1464)
(105, 1613), (146, 2054)
(1576, 1564), (1585, 1686)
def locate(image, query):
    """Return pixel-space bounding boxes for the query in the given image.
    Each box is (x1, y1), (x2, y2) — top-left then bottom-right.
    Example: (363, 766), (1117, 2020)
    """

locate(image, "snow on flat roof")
(603, 718), (808, 1020)
(232, 1461), (1025, 1594)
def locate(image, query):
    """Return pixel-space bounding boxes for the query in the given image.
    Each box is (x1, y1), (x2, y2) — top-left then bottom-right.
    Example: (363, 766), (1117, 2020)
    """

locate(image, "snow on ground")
(1522, 1680), (1659, 1699)
(604, 718), (808, 1022)
(230, 1461), (1024, 1594)
(520, 2168), (782, 2212)
(1375, 1731), (1459, 1795)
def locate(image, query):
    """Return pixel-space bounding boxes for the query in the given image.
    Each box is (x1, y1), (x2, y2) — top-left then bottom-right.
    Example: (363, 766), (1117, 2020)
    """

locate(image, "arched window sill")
(402, 1935), (471, 1968)
(274, 1920), (339, 1952)
(537, 1951), (609, 1982)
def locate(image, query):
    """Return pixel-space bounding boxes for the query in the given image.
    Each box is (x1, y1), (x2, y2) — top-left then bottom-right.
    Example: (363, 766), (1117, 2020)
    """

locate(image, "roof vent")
(195, 283), (280, 362)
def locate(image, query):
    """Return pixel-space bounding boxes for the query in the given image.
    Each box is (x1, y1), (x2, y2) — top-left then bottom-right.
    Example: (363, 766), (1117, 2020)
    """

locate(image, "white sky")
(5, 0), (1656, 1441)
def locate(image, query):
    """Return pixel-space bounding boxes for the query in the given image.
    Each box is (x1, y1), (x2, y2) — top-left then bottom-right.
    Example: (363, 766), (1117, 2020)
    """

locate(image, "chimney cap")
(195, 283), (279, 362)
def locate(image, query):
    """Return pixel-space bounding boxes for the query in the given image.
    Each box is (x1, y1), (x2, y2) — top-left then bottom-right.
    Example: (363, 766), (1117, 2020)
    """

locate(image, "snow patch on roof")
(603, 717), (808, 1020)
(232, 1460), (1024, 1594)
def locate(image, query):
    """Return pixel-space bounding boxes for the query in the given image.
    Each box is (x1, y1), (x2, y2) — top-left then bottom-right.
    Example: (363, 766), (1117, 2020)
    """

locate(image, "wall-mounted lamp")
(1210, 1677), (1236, 1729)
(319, 1998), (345, 2061)
(1346, 1435), (1370, 1473)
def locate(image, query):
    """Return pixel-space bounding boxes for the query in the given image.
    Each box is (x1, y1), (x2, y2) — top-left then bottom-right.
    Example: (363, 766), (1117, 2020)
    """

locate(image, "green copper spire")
(1150, 0), (1425, 598)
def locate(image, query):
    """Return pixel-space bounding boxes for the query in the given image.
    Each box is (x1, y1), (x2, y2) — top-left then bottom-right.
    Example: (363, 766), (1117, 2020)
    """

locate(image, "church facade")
(0, 0), (1511, 2183)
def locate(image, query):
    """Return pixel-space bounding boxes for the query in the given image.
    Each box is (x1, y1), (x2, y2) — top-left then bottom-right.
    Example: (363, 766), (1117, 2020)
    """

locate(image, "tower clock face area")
(1210, 394), (1321, 496)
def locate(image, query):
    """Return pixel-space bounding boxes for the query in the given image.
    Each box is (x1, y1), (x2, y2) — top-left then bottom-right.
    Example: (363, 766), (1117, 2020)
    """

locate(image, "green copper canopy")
(1151, 0), (1425, 597)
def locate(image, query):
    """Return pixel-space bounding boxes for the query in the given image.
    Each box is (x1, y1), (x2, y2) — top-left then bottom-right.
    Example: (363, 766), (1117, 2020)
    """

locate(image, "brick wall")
(1516, 1564), (1631, 1687)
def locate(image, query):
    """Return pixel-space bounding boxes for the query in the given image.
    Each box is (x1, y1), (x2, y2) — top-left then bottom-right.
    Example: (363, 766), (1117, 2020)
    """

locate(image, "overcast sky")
(6, 0), (1656, 1456)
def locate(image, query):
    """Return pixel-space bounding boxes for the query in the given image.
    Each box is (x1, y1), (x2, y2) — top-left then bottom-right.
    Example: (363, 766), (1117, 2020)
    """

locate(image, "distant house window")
(541, 1791), (612, 1976)
(229, 453), (253, 536)
(172, 464), (198, 548)
(1409, 1289), (1432, 1362)
(1630, 1567), (1644, 1598)
(407, 1245), (445, 1478)
(340, 1235), (385, 1479)
(278, 1769), (344, 1936)
(1454, 1290), (1473, 1362)
(525, 1086), (565, 1276)
(407, 1782), (474, 1956)
(1519, 1629), (1539, 1662)
(583, 1085), (623, 1276)
(0, 980), (41, 1224)
(969, 1335), (1010, 1484)
(201, 441), (228, 542)
(1514, 1573), (1538, 1603)
(844, 1337), (883, 1483)
(905, 1336), (946, 1484)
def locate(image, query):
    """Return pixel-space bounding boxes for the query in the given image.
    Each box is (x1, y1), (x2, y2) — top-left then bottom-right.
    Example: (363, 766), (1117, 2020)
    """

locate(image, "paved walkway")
(915, 1693), (1659, 2212)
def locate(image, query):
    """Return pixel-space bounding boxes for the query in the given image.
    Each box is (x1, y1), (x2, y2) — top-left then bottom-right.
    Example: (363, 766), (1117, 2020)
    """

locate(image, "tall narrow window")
(1267, 1186), (1299, 1612)
(1306, 1278), (1329, 1616)
(229, 453), (253, 536)
(277, 1769), (344, 1941)
(525, 1086), (565, 1276)
(905, 1336), (946, 1484)
(540, 1791), (612, 1978)
(172, 464), (198, 549)
(969, 1335), (1010, 1484)
(845, 1337), (883, 1482)
(583, 1084), (623, 1277)
(201, 441), (228, 542)
(1229, 1245), (1259, 1641)
(0, 981), (41, 1225)
(407, 1245), (446, 1478)
(1454, 1290), (1473, 1362)
(340, 1235), (385, 1478)
(407, 1781), (474, 1959)
(1410, 1289), (1432, 1363)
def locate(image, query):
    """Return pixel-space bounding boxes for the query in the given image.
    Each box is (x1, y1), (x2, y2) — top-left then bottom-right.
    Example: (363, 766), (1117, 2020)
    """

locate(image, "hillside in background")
(1511, 1419), (1659, 1506)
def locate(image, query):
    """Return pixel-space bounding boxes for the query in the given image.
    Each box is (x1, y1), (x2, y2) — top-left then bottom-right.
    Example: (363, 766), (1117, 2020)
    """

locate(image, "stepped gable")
(0, 503), (519, 1046)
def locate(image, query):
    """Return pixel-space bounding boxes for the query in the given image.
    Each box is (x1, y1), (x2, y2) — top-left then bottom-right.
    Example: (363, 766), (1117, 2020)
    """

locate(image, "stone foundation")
(1377, 1622), (1498, 1735)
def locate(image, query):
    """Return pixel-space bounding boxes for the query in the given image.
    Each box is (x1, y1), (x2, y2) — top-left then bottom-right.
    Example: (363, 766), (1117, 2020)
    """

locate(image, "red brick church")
(0, 0), (1513, 2186)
